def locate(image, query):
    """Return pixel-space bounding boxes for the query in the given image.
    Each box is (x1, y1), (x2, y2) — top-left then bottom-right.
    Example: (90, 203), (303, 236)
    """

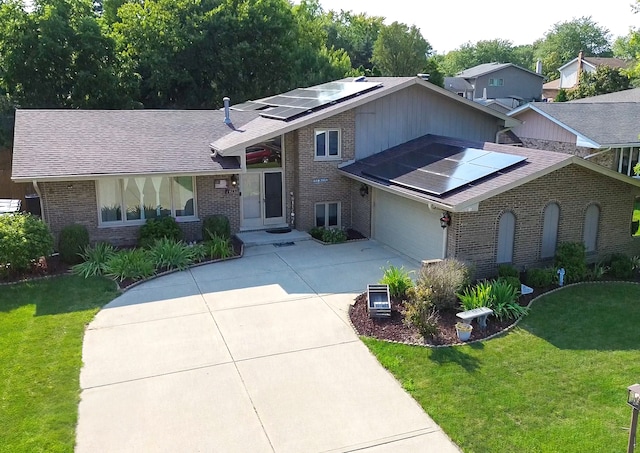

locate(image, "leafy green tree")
(566, 65), (631, 99)
(534, 16), (613, 80)
(371, 21), (432, 76)
(325, 10), (383, 71)
(423, 56), (444, 87)
(441, 39), (535, 76)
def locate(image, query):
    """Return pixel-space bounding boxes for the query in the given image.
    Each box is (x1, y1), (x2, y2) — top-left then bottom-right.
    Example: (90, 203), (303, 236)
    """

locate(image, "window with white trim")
(488, 78), (504, 87)
(315, 129), (340, 159)
(315, 202), (340, 228)
(98, 176), (196, 225)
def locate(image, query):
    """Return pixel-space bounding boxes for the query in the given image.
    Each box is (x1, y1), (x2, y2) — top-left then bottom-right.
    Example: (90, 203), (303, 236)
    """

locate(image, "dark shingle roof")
(457, 62), (543, 79)
(444, 77), (473, 92)
(12, 109), (258, 180)
(522, 102), (640, 146)
(568, 87), (640, 103)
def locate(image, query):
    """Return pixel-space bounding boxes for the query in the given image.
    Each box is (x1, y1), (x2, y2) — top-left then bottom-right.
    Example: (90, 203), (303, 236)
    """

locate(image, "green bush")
(309, 226), (324, 240)
(72, 242), (116, 278)
(585, 261), (609, 281)
(457, 280), (493, 311)
(202, 214), (230, 240)
(148, 238), (196, 271)
(202, 235), (234, 260)
(104, 248), (155, 282)
(138, 217), (183, 248)
(403, 286), (440, 339)
(608, 253), (633, 279)
(498, 264), (519, 279)
(555, 242), (587, 283)
(417, 259), (472, 310)
(0, 213), (54, 273)
(498, 276), (521, 293)
(490, 279), (527, 321)
(380, 264), (414, 299)
(58, 224), (90, 264)
(309, 226), (347, 243)
(525, 267), (556, 288)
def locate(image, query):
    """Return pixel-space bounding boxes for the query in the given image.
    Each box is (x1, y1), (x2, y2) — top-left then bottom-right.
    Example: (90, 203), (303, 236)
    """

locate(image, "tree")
(325, 10), (383, 71)
(534, 16), (613, 80)
(441, 39), (535, 76)
(566, 65), (631, 100)
(371, 22), (431, 76)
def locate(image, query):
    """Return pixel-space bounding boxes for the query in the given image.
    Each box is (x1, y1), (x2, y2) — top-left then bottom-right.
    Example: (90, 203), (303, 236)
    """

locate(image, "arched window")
(583, 204), (600, 253)
(497, 211), (516, 264)
(541, 203), (560, 259)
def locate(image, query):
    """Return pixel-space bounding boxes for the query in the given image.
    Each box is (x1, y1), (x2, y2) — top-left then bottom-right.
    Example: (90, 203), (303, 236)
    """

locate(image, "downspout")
(32, 180), (45, 224)
(442, 226), (448, 259)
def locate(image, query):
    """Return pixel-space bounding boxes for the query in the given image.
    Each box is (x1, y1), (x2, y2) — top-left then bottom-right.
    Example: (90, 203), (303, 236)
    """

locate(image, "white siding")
(355, 85), (500, 160)
(372, 189), (443, 262)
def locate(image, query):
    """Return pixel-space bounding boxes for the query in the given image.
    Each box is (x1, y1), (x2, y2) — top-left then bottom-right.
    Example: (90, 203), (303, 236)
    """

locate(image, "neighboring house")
(12, 76), (640, 278)
(447, 62), (544, 105)
(508, 88), (640, 176)
(543, 52), (630, 100)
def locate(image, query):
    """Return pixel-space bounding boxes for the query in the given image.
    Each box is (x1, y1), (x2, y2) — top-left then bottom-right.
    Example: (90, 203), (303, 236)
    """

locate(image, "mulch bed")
(1, 236), (245, 290)
(349, 287), (548, 346)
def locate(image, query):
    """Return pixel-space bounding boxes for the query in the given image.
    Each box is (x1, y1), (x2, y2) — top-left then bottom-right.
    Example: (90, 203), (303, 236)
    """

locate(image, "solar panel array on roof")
(229, 81), (382, 121)
(362, 143), (526, 196)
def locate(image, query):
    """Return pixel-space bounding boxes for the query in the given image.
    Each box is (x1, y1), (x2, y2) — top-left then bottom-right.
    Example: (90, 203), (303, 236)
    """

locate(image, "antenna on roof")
(223, 97), (231, 124)
(353, 75), (367, 82)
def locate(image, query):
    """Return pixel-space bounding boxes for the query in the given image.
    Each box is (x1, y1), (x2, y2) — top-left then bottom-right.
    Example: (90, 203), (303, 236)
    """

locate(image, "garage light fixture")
(359, 183), (369, 197)
(440, 212), (451, 228)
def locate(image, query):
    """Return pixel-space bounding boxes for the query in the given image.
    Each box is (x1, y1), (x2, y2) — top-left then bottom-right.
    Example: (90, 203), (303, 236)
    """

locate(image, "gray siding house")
(12, 76), (640, 278)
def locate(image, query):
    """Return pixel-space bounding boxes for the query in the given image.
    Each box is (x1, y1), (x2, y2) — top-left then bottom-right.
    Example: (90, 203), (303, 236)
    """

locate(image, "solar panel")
(362, 143), (526, 196)
(236, 81), (382, 121)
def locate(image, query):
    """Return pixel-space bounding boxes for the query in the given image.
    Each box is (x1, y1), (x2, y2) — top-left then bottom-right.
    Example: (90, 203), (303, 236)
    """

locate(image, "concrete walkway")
(76, 240), (460, 452)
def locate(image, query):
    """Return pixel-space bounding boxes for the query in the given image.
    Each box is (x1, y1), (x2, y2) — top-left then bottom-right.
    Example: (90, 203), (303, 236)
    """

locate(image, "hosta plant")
(72, 242), (116, 278)
(104, 248), (155, 282)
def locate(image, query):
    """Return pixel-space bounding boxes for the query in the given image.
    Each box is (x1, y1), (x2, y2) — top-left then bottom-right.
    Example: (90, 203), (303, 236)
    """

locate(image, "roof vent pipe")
(353, 75), (366, 82)
(223, 97), (231, 124)
(417, 73), (430, 80)
(536, 60), (542, 74)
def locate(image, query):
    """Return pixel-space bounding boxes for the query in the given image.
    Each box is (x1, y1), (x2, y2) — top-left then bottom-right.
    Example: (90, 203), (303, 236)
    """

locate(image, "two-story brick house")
(12, 76), (640, 277)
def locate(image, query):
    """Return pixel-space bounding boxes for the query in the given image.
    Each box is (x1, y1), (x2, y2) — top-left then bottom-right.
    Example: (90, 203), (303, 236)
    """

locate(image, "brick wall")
(521, 138), (616, 170)
(451, 164), (640, 278)
(350, 180), (371, 236)
(40, 175), (240, 248)
(286, 110), (357, 231)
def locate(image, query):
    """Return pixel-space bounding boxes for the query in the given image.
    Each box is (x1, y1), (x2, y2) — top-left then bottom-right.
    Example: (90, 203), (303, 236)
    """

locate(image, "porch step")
(236, 229), (312, 247)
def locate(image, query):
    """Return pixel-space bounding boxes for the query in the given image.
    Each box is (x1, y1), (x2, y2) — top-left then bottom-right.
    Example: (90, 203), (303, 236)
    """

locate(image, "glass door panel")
(264, 172), (283, 224)
(241, 173), (262, 229)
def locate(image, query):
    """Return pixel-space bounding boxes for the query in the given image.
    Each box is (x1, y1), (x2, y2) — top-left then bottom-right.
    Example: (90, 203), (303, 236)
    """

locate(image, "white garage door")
(373, 189), (444, 262)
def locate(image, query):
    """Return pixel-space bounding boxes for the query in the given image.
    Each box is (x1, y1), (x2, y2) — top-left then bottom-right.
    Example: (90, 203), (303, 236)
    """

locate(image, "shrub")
(380, 264), (414, 299)
(72, 242), (116, 278)
(58, 224), (90, 264)
(555, 242), (587, 283)
(498, 264), (519, 279)
(104, 248), (155, 282)
(148, 238), (196, 271)
(417, 259), (472, 310)
(525, 267), (555, 288)
(403, 286), (440, 339)
(585, 261), (609, 281)
(138, 217), (183, 248)
(202, 235), (234, 260)
(457, 280), (493, 311)
(608, 253), (633, 279)
(202, 214), (230, 241)
(309, 226), (324, 240)
(309, 226), (347, 243)
(498, 276), (521, 293)
(490, 279), (527, 321)
(0, 213), (54, 273)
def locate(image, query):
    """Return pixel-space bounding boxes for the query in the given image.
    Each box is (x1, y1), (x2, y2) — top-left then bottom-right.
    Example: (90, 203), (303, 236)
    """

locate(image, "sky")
(307, 0), (639, 54)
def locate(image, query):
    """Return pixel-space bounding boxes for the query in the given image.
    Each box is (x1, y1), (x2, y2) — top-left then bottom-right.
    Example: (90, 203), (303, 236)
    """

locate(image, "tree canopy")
(371, 22), (432, 76)
(564, 66), (631, 100)
(441, 39), (535, 76)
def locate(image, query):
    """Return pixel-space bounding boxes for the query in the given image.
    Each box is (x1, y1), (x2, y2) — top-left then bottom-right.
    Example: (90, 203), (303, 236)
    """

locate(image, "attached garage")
(372, 188), (444, 262)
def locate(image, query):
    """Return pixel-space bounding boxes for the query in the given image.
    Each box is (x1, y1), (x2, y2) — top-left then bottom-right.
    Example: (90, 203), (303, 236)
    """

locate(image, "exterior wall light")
(230, 174), (238, 187)
(627, 384), (640, 453)
(359, 183), (369, 197)
(440, 212), (451, 228)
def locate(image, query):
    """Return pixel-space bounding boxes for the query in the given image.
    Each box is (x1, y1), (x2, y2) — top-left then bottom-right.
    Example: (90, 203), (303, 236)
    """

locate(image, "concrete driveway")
(76, 239), (460, 452)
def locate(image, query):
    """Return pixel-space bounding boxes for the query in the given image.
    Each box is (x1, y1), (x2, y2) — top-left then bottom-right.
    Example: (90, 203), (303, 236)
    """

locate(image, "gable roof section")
(12, 109), (258, 181)
(339, 134), (640, 212)
(457, 62), (544, 79)
(558, 56), (629, 72)
(568, 87), (640, 103)
(444, 77), (474, 92)
(508, 102), (640, 148)
(211, 77), (520, 155)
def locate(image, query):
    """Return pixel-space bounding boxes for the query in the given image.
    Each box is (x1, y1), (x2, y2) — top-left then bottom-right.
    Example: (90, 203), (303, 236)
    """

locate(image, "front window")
(315, 129), (340, 160)
(98, 176), (196, 225)
(488, 78), (504, 87)
(315, 202), (340, 228)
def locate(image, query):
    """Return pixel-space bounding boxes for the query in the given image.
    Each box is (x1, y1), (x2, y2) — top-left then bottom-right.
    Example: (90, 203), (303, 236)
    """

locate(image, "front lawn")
(0, 276), (118, 453)
(363, 283), (640, 453)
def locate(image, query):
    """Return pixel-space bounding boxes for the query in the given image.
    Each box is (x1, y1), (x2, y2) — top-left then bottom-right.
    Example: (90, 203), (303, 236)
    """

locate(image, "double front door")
(241, 171), (284, 228)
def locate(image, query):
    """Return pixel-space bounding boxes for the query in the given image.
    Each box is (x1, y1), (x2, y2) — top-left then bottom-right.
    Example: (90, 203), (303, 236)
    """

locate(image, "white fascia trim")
(12, 170), (245, 183)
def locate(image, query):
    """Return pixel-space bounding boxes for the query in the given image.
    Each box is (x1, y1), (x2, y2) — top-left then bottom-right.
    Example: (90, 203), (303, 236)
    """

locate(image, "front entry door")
(241, 171), (284, 229)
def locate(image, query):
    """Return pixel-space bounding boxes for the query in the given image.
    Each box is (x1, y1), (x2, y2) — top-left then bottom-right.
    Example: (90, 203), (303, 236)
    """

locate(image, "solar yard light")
(627, 384), (640, 453)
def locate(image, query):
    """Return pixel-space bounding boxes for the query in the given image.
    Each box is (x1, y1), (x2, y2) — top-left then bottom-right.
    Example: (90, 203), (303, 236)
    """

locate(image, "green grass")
(363, 283), (640, 453)
(0, 276), (118, 453)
